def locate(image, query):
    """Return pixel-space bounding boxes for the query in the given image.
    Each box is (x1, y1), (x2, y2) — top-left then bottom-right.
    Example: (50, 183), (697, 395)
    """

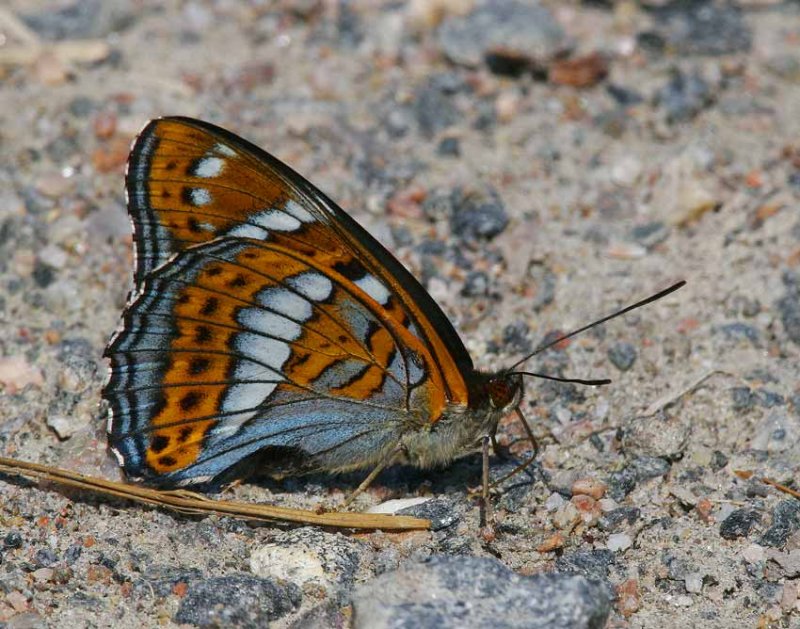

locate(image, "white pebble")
(606, 533), (632, 552)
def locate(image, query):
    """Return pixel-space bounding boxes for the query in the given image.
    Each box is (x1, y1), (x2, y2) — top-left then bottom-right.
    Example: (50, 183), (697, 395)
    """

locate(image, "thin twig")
(0, 456), (430, 531)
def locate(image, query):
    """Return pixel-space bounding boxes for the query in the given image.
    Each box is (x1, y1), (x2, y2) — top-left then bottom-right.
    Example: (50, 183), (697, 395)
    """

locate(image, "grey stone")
(656, 68), (714, 123)
(174, 574), (301, 628)
(759, 500), (800, 549)
(438, 0), (570, 70)
(720, 508), (761, 540)
(397, 498), (460, 531)
(249, 527), (363, 602)
(449, 186), (509, 241)
(352, 556), (610, 629)
(607, 342), (637, 372)
(599, 507), (641, 532)
(461, 271), (490, 297)
(646, 0), (752, 57)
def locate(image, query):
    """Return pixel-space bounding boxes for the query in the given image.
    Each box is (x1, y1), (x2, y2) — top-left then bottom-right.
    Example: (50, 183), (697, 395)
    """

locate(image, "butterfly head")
(484, 372), (524, 413)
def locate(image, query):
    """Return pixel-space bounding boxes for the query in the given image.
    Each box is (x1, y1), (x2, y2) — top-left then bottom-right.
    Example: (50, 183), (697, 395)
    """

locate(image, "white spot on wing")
(258, 288), (311, 320)
(236, 333), (291, 371)
(191, 188), (211, 206)
(214, 143), (236, 157)
(355, 274), (390, 305)
(288, 272), (332, 302)
(221, 382), (277, 414)
(238, 309), (302, 341)
(283, 200), (315, 223)
(252, 210), (301, 232)
(227, 224), (268, 239)
(194, 156), (224, 178)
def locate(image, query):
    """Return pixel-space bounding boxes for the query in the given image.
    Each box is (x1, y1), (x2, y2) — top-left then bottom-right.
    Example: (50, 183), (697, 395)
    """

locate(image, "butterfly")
(103, 117), (684, 510)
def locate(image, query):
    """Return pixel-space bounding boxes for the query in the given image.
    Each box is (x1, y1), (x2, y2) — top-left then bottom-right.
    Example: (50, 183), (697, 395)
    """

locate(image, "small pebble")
(610, 156), (642, 187)
(572, 495), (602, 526)
(174, 574), (301, 627)
(545, 492), (566, 512)
(606, 533), (632, 553)
(742, 544), (765, 564)
(552, 502), (581, 530)
(571, 478), (607, 500)
(684, 573), (703, 594)
(616, 579), (640, 618)
(607, 342), (637, 371)
(449, 185), (509, 241)
(760, 501), (800, 548)
(0, 356), (44, 395)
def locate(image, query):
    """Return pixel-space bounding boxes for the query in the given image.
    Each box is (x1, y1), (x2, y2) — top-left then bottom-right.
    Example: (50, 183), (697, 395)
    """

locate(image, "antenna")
(506, 280), (686, 373)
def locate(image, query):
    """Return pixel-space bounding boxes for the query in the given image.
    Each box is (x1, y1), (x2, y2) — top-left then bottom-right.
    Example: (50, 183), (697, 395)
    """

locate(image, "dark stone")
(35, 548), (58, 568)
(503, 321), (532, 354)
(449, 186), (509, 241)
(68, 96), (95, 117)
(606, 84), (644, 107)
(175, 574), (301, 628)
(607, 342), (637, 372)
(437, 136), (461, 157)
(656, 68), (714, 123)
(22, 0), (134, 40)
(352, 556), (610, 629)
(421, 188), (454, 222)
(755, 390), (785, 408)
(759, 501), (800, 548)
(555, 549), (614, 583)
(632, 456), (671, 481)
(32, 260), (56, 288)
(731, 387), (755, 413)
(462, 271), (490, 297)
(777, 292), (800, 345)
(630, 221), (669, 248)
(4, 531), (23, 549)
(398, 499), (460, 531)
(599, 507), (641, 532)
(636, 31), (666, 55)
(714, 322), (760, 346)
(608, 457), (670, 501)
(719, 508), (761, 540)
(710, 450), (729, 472)
(64, 545), (82, 565)
(414, 76), (463, 138)
(646, 0), (752, 56)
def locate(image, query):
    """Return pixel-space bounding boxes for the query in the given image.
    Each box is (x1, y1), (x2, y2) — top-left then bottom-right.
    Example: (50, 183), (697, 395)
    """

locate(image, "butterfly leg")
(340, 444), (405, 509)
(480, 434), (493, 528)
(490, 426), (511, 461)
(486, 407), (540, 490)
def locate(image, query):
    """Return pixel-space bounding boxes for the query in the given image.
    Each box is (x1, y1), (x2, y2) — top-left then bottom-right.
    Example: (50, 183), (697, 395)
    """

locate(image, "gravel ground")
(1, 1), (800, 627)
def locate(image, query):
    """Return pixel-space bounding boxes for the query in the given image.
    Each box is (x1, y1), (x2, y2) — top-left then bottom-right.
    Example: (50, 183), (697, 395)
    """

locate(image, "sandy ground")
(1, 0), (800, 627)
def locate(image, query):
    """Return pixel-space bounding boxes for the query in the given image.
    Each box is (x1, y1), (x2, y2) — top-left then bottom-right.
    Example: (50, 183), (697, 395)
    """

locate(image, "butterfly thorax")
(399, 371), (523, 469)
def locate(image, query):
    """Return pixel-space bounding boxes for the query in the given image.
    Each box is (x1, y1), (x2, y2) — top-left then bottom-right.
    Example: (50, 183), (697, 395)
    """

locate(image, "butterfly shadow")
(247, 450), (542, 508)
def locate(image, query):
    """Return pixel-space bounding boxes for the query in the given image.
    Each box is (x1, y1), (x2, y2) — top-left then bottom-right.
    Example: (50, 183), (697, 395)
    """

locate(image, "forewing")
(126, 117), (472, 405)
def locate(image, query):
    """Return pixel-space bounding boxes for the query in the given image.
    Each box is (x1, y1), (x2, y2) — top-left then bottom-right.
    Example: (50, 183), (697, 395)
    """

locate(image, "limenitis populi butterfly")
(103, 117), (684, 512)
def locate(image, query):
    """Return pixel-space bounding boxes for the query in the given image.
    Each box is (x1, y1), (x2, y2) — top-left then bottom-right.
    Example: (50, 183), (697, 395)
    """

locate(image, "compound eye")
(488, 377), (517, 409)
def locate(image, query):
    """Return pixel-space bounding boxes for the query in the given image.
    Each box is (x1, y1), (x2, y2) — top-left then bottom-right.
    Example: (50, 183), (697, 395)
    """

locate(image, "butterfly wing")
(105, 117), (474, 487)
